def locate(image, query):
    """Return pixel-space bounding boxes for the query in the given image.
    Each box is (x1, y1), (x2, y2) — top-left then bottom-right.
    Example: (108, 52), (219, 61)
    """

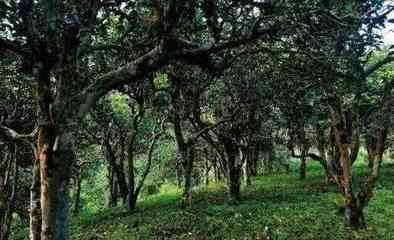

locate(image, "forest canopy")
(0, 0), (394, 239)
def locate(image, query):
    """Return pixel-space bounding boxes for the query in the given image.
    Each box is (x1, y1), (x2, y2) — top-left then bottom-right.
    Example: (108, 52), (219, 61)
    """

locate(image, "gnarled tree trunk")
(38, 127), (74, 240)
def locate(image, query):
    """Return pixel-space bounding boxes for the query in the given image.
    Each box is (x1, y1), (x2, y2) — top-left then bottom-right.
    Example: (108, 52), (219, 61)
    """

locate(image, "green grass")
(70, 162), (394, 240)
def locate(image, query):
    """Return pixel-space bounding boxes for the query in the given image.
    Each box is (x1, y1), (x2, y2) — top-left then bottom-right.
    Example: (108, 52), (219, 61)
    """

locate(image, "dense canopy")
(0, 0), (393, 239)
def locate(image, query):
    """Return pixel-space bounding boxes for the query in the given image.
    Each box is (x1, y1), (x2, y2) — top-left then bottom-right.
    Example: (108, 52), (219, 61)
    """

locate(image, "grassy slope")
(71, 162), (394, 240)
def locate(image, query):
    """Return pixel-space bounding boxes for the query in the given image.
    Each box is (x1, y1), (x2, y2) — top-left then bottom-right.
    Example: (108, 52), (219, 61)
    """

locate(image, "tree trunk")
(205, 154), (210, 186)
(126, 143), (136, 212)
(0, 144), (18, 240)
(30, 158), (42, 240)
(110, 174), (118, 208)
(299, 142), (308, 180)
(73, 173), (82, 215)
(182, 146), (194, 206)
(323, 83), (363, 230)
(176, 164), (183, 188)
(228, 156), (242, 202)
(223, 139), (241, 202)
(128, 131), (161, 211)
(38, 127), (73, 240)
(243, 150), (252, 186)
(126, 194), (137, 212)
(104, 140), (128, 202)
(352, 80), (393, 229)
(366, 144), (376, 169)
(315, 124), (336, 183)
(249, 144), (259, 177)
(262, 138), (274, 174)
(299, 156), (306, 180)
(344, 200), (365, 229)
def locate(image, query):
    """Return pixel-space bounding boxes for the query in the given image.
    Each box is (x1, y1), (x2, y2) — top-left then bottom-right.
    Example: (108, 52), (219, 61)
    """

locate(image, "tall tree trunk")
(30, 157), (42, 240)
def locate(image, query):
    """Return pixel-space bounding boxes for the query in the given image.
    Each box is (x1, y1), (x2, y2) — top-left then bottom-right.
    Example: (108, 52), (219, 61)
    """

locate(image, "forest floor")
(69, 162), (394, 240)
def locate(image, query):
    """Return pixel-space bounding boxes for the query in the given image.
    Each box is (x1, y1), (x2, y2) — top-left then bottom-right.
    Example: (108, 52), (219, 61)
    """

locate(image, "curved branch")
(0, 126), (37, 142)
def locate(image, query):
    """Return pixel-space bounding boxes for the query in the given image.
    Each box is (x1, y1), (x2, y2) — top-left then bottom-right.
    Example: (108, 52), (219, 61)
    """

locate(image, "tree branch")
(0, 125), (37, 142)
(78, 44), (127, 57)
(0, 38), (29, 57)
(77, 22), (276, 118)
(77, 44), (166, 117)
(364, 53), (394, 77)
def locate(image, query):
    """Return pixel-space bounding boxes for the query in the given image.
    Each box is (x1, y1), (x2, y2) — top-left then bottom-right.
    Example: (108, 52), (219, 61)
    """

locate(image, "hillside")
(63, 163), (394, 240)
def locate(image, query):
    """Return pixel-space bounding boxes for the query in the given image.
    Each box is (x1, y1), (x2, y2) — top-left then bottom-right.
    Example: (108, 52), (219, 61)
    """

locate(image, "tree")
(1, 1), (279, 238)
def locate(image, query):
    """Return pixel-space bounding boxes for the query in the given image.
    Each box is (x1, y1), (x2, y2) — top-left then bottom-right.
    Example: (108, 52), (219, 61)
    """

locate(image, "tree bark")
(108, 167), (118, 208)
(104, 139), (128, 202)
(344, 200), (366, 229)
(30, 157), (41, 240)
(299, 155), (307, 180)
(355, 80), (393, 227)
(243, 149), (252, 186)
(172, 110), (195, 206)
(223, 138), (241, 202)
(228, 156), (242, 202)
(73, 173), (82, 215)
(321, 79), (377, 230)
(315, 124), (337, 183)
(39, 128), (73, 240)
(204, 150), (210, 186)
(181, 146), (194, 206)
(262, 136), (274, 174)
